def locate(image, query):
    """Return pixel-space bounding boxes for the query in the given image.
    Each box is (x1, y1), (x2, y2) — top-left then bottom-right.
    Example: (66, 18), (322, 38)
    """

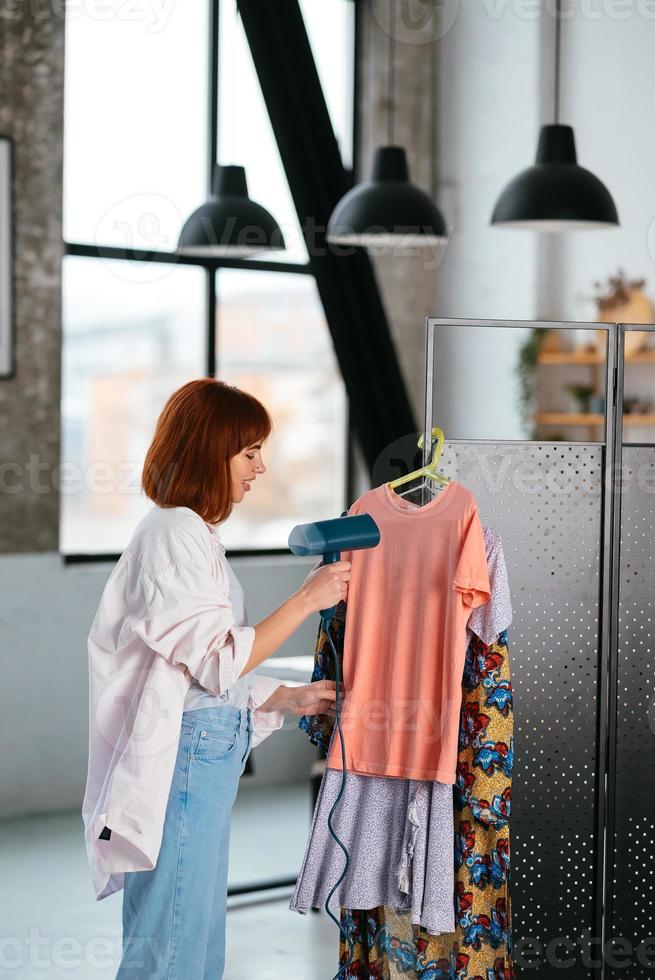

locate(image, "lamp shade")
(177, 164), (286, 256)
(491, 125), (619, 231)
(326, 146), (447, 247)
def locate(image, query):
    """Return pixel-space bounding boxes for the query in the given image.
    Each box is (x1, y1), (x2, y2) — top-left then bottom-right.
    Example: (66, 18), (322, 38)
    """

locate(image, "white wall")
(556, 7), (655, 322)
(554, 7), (655, 439)
(432, 3), (544, 439)
(0, 552), (323, 819)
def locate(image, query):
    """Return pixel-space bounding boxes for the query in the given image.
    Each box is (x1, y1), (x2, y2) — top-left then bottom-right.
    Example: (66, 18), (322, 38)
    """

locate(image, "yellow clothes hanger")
(386, 427), (450, 498)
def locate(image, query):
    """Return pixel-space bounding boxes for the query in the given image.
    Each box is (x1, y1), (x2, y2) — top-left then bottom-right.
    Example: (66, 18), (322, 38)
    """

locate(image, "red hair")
(141, 378), (272, 525)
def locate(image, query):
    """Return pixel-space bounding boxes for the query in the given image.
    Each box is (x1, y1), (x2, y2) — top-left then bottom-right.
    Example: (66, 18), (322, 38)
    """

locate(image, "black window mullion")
(207, 0), (219, 377)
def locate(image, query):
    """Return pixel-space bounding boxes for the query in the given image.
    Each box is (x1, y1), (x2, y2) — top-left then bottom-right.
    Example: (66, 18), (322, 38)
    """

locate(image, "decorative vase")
(596, 287), (653, 356)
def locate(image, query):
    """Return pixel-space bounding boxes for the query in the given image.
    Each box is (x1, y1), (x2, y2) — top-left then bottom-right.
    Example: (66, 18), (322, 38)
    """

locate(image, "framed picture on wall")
(0, 135), (15, 380)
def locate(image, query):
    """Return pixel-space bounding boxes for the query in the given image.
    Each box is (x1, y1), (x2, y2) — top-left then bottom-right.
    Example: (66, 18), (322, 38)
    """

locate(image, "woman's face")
(230, 441), (267, 503)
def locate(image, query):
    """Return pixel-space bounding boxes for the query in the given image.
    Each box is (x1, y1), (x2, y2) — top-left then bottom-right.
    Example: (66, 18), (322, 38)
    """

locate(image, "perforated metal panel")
(420, 317), (655, 978)
(606, 446), (655, 978)
(438, 440), (604, 977)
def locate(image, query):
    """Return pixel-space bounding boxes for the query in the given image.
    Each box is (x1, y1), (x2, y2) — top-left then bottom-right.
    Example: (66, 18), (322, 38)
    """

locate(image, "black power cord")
(319, 608), (355, 980)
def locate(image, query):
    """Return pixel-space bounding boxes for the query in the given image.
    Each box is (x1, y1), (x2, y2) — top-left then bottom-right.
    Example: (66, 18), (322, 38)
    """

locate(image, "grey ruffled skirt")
(289, 765), (455, 936)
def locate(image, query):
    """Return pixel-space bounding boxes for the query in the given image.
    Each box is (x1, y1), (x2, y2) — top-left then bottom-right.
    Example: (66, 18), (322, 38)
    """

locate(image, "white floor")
(0, 781), (342, 979)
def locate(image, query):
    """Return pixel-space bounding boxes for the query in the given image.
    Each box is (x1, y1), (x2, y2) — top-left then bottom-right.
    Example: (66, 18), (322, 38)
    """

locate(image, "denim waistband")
(181, 703), (251, 734)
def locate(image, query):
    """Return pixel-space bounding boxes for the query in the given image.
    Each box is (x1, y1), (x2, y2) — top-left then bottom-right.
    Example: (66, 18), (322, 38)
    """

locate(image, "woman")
(81, 379), (350, 979)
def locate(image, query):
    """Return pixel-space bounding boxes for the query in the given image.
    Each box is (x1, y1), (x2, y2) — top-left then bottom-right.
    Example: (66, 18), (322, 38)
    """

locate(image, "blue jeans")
(116, 705), (253, 980)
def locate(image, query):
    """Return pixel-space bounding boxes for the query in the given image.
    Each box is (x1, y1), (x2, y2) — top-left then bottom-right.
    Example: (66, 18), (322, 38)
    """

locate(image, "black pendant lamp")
(326, 2), (447, 249)
(177, 163), (286, 257)
(491, 0), (618, 231)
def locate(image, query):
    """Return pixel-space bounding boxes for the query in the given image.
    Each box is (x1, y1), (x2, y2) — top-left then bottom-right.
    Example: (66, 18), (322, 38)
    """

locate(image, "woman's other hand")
(284, 679), (345, 717)
(296, 560), (351, 614)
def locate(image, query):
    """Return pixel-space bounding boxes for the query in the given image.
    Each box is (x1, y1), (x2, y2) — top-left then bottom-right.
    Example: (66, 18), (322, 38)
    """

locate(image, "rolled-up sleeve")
(247, 674), (287, 748)
(123, 550), (254, 697)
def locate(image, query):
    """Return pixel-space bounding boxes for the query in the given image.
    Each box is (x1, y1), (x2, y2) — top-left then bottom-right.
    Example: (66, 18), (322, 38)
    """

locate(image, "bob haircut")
(141, 378), (272, 526)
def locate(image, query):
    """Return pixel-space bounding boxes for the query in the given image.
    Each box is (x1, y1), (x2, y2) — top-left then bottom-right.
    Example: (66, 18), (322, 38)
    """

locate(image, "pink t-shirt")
(325, 480), (491, 783)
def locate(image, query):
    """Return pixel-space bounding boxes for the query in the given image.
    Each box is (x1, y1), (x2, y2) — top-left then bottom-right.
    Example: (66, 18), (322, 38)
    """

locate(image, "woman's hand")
(296, 560), (351, 615)
(283, 679), (345, 717)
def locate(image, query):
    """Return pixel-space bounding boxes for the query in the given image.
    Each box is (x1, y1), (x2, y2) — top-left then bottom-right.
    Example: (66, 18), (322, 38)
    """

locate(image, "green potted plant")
(566, 383), (594, 413)
(516, 328), (548, 436)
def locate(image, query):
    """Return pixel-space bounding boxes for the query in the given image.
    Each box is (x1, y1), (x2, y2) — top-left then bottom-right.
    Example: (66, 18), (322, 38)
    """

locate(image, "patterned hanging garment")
(336, 628), (514, 979)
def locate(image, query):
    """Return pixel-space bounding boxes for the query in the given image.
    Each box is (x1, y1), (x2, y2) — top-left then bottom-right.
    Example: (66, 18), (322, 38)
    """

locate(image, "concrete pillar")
(0, 8), (65, 553)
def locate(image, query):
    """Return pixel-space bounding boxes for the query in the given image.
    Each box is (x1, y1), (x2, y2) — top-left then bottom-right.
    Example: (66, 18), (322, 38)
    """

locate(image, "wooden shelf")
(538, 349), (655, 365)
(535, 413), (655, 426)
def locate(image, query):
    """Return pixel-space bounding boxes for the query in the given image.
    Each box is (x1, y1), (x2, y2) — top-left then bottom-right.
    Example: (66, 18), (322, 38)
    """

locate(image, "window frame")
(62, 0), (358, 564)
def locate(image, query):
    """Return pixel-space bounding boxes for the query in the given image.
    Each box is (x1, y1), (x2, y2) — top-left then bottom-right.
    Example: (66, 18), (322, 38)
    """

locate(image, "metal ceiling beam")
(236, 0), (418, 478)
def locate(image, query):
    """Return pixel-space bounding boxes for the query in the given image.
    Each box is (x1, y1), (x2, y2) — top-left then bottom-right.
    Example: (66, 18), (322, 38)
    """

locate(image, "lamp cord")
(230, 2), (239, 163)
(320, 611), (355, 980)
(388, 0), (395, 145)
(554, 0), (561, 125)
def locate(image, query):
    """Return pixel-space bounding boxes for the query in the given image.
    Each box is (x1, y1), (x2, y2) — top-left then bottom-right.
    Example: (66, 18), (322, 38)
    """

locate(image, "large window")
(60, 259), (206, 553)
(63, 4), (209, 250)
(61, 1), (355, 555)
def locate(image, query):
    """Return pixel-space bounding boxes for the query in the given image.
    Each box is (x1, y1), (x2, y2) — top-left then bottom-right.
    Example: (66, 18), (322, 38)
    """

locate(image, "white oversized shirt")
(81, 503), (286, 901)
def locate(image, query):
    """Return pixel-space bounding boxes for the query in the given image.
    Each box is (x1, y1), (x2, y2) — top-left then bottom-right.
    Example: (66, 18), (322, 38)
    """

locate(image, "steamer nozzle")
(288, 513), (380, 618)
